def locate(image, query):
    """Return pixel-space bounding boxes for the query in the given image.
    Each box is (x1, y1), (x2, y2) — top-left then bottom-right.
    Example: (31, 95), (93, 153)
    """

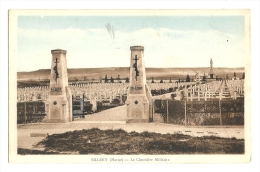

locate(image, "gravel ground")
(17, 105), (244, 150)
(74, 105), (126, 121)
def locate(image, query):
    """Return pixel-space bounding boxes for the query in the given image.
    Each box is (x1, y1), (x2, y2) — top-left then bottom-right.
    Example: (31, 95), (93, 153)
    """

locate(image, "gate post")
(126, 46), (150, 123)
(44, 49), (72, 123)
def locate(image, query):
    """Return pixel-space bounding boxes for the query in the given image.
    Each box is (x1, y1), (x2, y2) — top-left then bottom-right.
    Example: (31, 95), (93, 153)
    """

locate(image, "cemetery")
(17, 79), (244, 125)
(16, 47), (245, 126)
(16, 46), (246, 155)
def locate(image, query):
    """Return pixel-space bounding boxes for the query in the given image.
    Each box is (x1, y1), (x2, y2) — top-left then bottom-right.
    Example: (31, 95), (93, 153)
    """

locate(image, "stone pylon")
(43, 49), (72, 123)
(126, 46), (152, 123)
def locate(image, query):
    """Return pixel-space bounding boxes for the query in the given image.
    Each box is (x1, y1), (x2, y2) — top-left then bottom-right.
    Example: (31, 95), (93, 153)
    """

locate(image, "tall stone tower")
(44, 49), (72, 123)
(208, 58), (215, 79)
(125, 46), (152, 123)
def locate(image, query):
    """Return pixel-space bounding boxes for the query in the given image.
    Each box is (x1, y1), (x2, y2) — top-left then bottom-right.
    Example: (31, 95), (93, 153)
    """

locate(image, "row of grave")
(17, 82), (194, 102)
(17, 80), (244, 103)
(176, 80), (244, 101)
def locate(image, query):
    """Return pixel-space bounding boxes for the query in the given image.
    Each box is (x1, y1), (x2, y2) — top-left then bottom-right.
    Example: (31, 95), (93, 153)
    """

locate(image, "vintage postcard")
(9, 9), (251, 163)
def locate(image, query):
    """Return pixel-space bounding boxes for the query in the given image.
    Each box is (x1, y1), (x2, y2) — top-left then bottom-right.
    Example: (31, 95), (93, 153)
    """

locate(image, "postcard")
(9, 9), (251, 164)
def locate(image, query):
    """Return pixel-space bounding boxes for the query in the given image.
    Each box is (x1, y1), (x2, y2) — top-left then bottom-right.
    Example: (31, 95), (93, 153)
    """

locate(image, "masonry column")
(126, 46), (151, 123)
(44, 49), (72, 123)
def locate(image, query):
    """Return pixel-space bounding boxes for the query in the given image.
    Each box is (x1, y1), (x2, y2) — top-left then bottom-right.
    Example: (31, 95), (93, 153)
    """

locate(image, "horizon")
(17, 66), (245, 73)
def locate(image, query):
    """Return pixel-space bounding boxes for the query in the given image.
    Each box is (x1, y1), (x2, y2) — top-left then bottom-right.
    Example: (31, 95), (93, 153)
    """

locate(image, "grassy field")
(19, 128), (244, 155)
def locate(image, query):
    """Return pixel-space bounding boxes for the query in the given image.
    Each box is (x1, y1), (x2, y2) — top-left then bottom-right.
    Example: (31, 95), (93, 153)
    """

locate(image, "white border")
(8, 8), (252, 164)
(1, 0), (259, 172)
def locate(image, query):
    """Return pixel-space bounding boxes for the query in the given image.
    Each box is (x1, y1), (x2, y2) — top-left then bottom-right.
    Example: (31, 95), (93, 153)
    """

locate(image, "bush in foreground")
(31, 128), (244, 155)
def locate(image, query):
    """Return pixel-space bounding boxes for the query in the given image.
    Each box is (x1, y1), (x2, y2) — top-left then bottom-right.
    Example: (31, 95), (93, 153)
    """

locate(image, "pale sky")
(17, 15), (246, 72)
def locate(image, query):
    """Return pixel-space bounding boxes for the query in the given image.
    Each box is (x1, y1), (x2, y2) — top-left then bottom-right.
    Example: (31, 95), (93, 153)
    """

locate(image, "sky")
(17, 15), (246, 72)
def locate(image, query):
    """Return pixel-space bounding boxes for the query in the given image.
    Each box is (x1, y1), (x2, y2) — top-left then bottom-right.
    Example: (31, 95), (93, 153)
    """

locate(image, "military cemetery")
(16, 46), (246, 156)
(17, 52), (245, 126)
(13, 12), (249, 158)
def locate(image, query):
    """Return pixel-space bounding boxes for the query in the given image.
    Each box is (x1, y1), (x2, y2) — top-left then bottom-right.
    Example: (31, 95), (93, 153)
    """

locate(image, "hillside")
(17, 67), (245, 82)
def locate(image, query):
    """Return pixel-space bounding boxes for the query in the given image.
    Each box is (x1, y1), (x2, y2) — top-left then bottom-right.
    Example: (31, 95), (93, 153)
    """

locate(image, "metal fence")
(17, 101), (46, 124)
(153, 97), (244, 126)
(17, 95), (127, 123)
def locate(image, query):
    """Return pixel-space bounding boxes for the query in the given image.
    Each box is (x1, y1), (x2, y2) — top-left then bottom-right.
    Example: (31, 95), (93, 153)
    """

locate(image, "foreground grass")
(30, 128), (244, 154)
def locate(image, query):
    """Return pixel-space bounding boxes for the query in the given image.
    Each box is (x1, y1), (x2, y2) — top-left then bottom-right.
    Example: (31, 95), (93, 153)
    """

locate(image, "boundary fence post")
(191, 89), (193, 101)
(24, 102), (27, 123)
(166, 100), (169, 123)
(184, 100), (187, 126)
(219, 100), (222, 125)
(152, 100), (154, 122)
(198, 88), (200, 101)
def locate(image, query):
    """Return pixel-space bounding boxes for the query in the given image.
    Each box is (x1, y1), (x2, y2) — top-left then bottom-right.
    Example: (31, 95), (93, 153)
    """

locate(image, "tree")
(125, 77), (129, 83)
(169, 78), (172, 83)
(116, 75), (122, 83)
(242, 72), (245, 79)
(202, 74), (207, 81)
(117, 75), (120, 80)
(151, 77), (155, 83)
(186, 74), (190, 82)
(105, 75), (108, 83)
(160, 79), (163, 83)
(110, 76), (114, 83)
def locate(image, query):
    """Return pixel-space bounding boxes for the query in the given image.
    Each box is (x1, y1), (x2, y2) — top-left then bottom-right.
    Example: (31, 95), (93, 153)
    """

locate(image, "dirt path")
(74, 105), (126, 121)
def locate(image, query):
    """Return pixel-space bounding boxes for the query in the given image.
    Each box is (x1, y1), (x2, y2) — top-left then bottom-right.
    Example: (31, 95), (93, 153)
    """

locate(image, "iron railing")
(154, 98), (244, 126)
